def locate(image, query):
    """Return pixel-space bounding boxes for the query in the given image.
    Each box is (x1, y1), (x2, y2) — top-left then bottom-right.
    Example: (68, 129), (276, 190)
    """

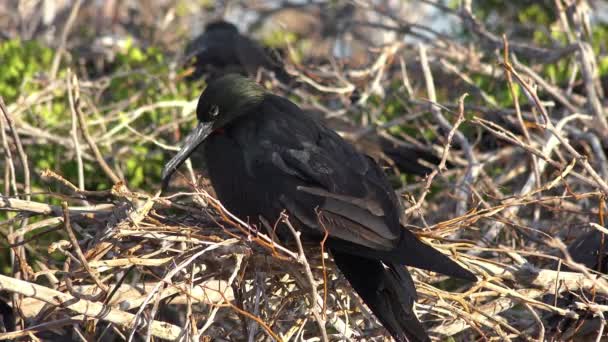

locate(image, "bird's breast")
(203, 133), (286, 223)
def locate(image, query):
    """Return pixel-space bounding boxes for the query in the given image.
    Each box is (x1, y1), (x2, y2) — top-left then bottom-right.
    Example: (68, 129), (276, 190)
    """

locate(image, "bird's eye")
(209, 105), (219, 117)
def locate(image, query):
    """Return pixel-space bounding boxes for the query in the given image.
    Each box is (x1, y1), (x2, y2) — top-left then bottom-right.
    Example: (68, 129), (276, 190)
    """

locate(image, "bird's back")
(203, 94), (404, 248)
(185, 22), (284, 81)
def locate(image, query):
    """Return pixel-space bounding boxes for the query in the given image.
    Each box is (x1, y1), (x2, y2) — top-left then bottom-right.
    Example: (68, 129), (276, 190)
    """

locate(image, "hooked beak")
(161, 122), (213, 191)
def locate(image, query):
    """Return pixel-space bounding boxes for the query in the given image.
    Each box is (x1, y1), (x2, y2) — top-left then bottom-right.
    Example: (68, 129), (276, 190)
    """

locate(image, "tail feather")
(398, 230), (476, 281)
(328, 231), (476, 282)
(332, 250), (431, 342)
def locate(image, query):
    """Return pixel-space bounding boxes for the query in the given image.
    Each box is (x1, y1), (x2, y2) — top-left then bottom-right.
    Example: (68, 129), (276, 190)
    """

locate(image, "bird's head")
(196, 74), (265, 126)
(204, 20), (239, 34)
(161, 74), (265, 190)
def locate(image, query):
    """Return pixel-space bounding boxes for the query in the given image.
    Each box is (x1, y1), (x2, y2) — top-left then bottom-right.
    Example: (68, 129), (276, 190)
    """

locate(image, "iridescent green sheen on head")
(196, 74), (265, 127)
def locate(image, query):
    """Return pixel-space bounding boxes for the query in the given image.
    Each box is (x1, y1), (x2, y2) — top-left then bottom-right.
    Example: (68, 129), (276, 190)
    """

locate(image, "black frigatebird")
(184, 20), (288, 82)
(162, 74), (476, 341)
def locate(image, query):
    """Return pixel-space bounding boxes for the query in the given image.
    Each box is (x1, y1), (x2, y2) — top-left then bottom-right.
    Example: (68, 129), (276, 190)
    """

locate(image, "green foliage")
(261, 29), (298, 48)
(0, 39), (54, 102)
(261, 29), (305, 64)
(592, 24), (608, 57)
(0, 38), (206, 192)
(471, 0), (556, 27)
(600, 56), (608, 76)
(104, 40), (202, 189)
(108, 40), (167, 102)
(516, 3), (553, 26)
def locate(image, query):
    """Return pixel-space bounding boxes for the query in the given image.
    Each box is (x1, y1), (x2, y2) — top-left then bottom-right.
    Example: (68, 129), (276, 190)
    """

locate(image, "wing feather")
(251, 100), (403, 250)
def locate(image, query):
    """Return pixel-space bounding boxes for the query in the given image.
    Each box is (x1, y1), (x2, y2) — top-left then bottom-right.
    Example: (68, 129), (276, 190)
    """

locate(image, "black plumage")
(184, 20), (288, 82)
(0, 298), (14, 334)
(162, 74), (475, 341)
(566, 229), (608, 272)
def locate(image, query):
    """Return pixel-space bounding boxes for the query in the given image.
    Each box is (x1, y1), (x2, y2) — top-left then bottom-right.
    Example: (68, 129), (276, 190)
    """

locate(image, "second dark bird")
(162, 74), (476, 341)
(183, 20), (288, 82)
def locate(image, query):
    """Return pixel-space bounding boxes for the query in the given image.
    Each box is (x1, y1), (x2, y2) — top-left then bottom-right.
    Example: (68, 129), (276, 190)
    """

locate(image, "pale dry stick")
(0, 113), (19, 289)
(523, 303), (545, 341)
(427, 43), (498, 78)
(573, 302), (608, 313)
(469, 249), (608, 292)
(124, 124), (179, 151)
(72, 75), (122, 184)
(430, 263), (607, 336)
(185, 264), (195, 339)
(67, 70), (85, 190)
(405, 93), (468, 216)
(0, 197), (115, 216)
(99, 100), (197, 143)
(16, 121), (79, 150)
(88, 257), (173, 269)
(116, 230), (210, 245)
(0, 315), (85, 341)
(0, 114), (18, 196)
(353, 43), (400, 107)
(73, 326), (87, 342)
(8, 216), (63, 241)
(555, 0), (576, 43)
(282, 214), (328, 342)
(0, 97), (30, 201)
(567, 0), (608, 139)
(127, 239), (238, 342)
(144, 286), (165, 342)
(49, 0), (82, 78)
(398, 57), (414, 97)
(473, 117), (600, 190)
(40, 169), (115, 200)
(286, 67), (355, 95)
(558, 119), (608, 179)
(476, 113), (591, 249)
(6, 79), (66, 117)
(504, 62), (608, 194)
(0, 274), (182, 340)
(504, 35), (542, 219)
(566, 63), (580, 95)
(117, 281), (235, 312)
(511, 56), (582, 112)
(418, 43), (479, 217)
(314, 286), (356, 339)
(1, 95), (32, 323)
(554, 0), (584, 103)
(428, 292), (525, 337)
(347, 108), (427, 142)
(438, 58), (498, 107)
(62, 202), (109, 295)
(590, 222), (608, 237)
(327, 54), (354, 93)
(190, 192), (299, 260)
(0, 198), (55, 215)
(346, 42), (403, 79)
(425, 291), (520, 340)
(197, 254), (243, 337)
